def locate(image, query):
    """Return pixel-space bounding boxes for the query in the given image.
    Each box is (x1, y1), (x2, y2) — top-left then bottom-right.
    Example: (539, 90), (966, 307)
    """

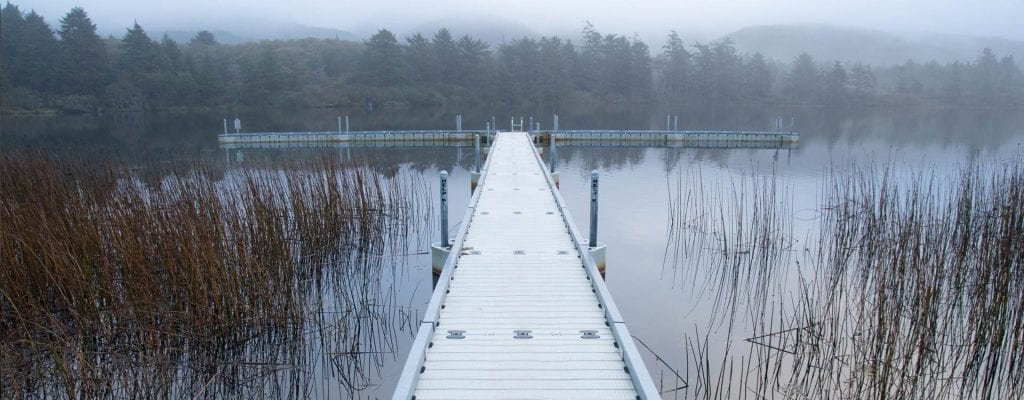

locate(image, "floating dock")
(393, 132), (657, 399)
(217, 129), (798, 147)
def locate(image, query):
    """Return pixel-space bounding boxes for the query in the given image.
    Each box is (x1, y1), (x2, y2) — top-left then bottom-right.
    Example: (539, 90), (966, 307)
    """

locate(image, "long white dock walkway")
(394, 132), (657, 399)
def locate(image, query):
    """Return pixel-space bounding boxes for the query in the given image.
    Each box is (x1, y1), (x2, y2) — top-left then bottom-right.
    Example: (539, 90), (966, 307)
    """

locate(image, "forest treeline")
(2, 3), (1023, 114)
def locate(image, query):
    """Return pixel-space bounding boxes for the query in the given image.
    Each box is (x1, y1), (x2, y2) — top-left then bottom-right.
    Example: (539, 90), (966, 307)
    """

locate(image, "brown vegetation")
(0, 154), (424, 397)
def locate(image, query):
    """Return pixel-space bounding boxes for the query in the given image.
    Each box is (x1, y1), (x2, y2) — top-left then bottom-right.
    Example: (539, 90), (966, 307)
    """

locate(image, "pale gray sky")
(14, 0), (1024, 40)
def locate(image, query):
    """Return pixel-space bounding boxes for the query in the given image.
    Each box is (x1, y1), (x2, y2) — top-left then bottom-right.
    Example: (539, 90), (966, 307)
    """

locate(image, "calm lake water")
(4, 106), (1023, 398)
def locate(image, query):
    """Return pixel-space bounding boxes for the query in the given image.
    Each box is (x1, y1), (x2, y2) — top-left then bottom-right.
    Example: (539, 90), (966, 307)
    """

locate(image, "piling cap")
(591, 170), (599, 179)
(440, 170), (448, 178)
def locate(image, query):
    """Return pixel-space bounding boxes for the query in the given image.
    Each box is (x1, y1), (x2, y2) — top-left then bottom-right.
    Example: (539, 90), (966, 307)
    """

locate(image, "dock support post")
(338, 116), (342, 134)
(223, 119), (228, 135)
(234, 117), (241, 134)
(471, 135), (481, 192)
(589, 170), (599, 247)
(674, 115), (678, 132)
(432, 170), (452, 281)
(529, 116), (534, 132)
(440, 170), (449, 246)
(790, 117), (795, 134)
(550, 132), (559, 188)
(588, 170), (606, 276)
(346, 116), (350, 132)
(553, 114), (559, 131)
(456, 114), (463, 132)
(666, 115), (670, 131)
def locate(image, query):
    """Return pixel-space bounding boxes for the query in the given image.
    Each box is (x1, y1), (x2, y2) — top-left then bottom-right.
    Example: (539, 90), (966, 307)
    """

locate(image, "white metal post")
(474, 135), (481, 174)
(589, 170), (599, 247)
(440, 171), (449, 246)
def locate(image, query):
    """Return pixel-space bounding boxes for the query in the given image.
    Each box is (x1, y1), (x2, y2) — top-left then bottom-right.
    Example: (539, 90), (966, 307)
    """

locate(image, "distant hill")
(158, 30), (250, 45)
(725, 24), (1024, 65)
(400, 16), (536, 46)
(155, 22), (357, 45)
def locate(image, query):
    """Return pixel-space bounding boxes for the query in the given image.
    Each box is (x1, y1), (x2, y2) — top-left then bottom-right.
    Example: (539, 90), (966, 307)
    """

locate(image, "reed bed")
(667, 159), (1023, 399)
(767, 161), (1024, 399)
(0, 153), (427, 398)
(665, 166), (794, 327)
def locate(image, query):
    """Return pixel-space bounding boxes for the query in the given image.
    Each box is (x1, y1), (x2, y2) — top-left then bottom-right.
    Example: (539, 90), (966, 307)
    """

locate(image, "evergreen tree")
(240, 45), (285, 102)
(823, 61), (850, 105)
(942, 62), (963, 105)
(784, 53), (820, 103)
(576, 22), (604, 93)
(357, 29), (406, 86)
(895, 60), (923, 100)
(0, 3), (25, 89)
(405, 33), (436, 84)
(600, 34), (634, 99)
(158, 35), (184, 72)
(57, 6), (109, 96)
(454, 34), (490, 89)
(742, 52), (773, 103)
(658, 31), (691, 105)
(190, 30), (217, 46)
(691, 39), (742, 104)
(536, 36), (575, 106)
(849, 63), (876, 105)
(997, 55), (1022, 105)
(431, 29), (458, 84)
(10, 10), (60, 91)
(498, 37), (540, 101)
(119, 22), (158, 75)
(628, 36), (653, 101)
(154, 35), (194, 104)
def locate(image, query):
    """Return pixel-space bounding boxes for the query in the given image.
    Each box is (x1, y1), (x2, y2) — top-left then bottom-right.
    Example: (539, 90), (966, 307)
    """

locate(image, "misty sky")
(15, 0), (1024, 40)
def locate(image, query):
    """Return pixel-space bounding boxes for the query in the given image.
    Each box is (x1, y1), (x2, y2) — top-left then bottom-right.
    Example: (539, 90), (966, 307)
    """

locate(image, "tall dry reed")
(667, 159), (1022, 399)
(0, 153), (426, 398)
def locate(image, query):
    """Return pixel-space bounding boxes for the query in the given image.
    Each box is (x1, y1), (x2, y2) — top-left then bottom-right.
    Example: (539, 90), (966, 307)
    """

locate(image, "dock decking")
(393, 132), (657, 399)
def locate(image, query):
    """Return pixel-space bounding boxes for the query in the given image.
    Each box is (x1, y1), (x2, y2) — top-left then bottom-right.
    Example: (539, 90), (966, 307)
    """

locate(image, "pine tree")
(850, 63), (876, 105)
(536, 36), (575, 106)
(357, 29), (406, 86)
(0, 3), (26, 89)
(1, 7), (60, 92)
(119, 22), (158, 75)
(823, 61), (850, 105)
(742, 53), (773, 103)
(784, 53), (820, 104)
(190, 30), (217, 46)
(431, 29), (458, 84)
(158, 35), (184, 72)
(658, 31), (691, 105)
(405, 33), (435, 84)
(20, 12), (60, 91)
(240, 44), (285, 103)
(454, 35), (490, 89)
(57, 7), (109, 96)
(576, 22), (604, 93)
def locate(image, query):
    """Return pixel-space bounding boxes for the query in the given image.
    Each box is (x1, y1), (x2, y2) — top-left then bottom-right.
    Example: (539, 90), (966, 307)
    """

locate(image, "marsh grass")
(768, 161), (1024, 399)
(665, 166), (795, 328)
(0, 153), (427, 398)
(667, 159), (1023, 399)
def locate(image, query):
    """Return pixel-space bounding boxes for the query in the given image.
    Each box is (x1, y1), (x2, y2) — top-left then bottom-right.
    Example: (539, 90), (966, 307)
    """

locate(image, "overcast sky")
(15, 0), (1024, 40)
